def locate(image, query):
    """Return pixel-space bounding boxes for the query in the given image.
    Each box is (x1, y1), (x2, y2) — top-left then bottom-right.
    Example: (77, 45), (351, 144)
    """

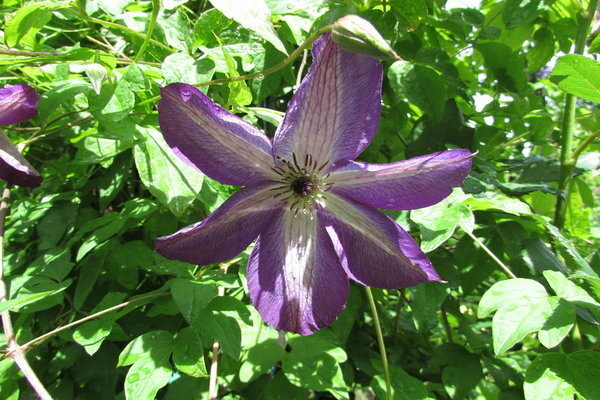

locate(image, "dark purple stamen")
(291, 175), (313, 197)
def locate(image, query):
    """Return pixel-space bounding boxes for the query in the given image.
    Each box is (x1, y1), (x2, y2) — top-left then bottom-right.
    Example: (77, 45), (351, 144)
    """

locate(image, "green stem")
(138, 25), (335, 108)
(193, 25), (333, 88)
(440, 304), (453, 343)
(83, 15), (175, 53)
(365, 287), (392, 400)
(135, 0), (160, 61)
(465, 230), (517, 279)
(554, 0), (599, 229)
(0, 188), (54, 400)
(571, 130), (600, 166)
(11, 292), (168, 355)
(0, 48), (160, 66)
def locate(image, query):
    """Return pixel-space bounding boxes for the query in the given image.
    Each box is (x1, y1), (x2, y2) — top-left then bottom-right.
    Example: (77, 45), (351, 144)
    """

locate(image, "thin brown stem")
(208, 264), (229, 400)
(295, 50), (309, 89)
(465, 230), (517, 279)
(0, 187), (53, 400)
(13, 292), (168, 355)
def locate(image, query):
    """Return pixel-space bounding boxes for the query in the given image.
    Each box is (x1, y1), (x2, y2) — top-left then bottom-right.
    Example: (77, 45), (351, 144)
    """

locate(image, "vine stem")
(464, 230), (517, 279)
(0, 48), (160, 66)
(135, 0), (160, 61)
(138, 25), (334, 108)
(83, 16), (175, 53)
(193, 24), (333, 89)
(208, 264), (229, 400)
(11, 292), (168, 356)
(554, 0), (599, 229)
(0, 187), (53, 400)
(364, 287), (392, 400)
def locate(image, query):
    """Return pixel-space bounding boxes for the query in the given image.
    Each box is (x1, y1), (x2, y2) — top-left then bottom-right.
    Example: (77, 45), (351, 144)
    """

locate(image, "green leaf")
(503, 0), (541, 29)
(371, 365), (434, 400)
(462, 193), (532, 215)
(543, 270), (600, 317)
(198, 296), (251, 360)
(133, 125), (205, 217)
(91, 78), (136, 121)
(388, 61), (447, 122)
(247, 107), (284, 127)
(431, 344), (483, 399)
(157, 8), (193, 52)
(122, 63), (149, 91)
(537, 297), (575, 349)
(389, 0), (428, 30)
(527, 27), (556, 73)
(478, 279), (547, 318)
(73, 244), (109, 308)
(491, 295), (553, 354)
(72, 319), (113, 356)
(524, 351), (600, 400)
(172, 327), (207, 377)
(4, 3), (52, 47)
(171, 279), (218, 335)
(0, 285), (69, 314)
(37, 80), (91, 124)
(193, 8), (232, 48)
(283, 334), (348, 393)
(76, 214), (126, 261)
(118, 330), (174, 367)
(550, 55), (600, 103)
(476, 42), (526, 93)
(125, 356), (172, 400)
(161, 54), (215, 87)
(75, 135), (135, 165)
(208, 0), (287, 55)
(411, 282), (448, 331)
(219, 42), (253, 107)
(239, 339), (285, 383)
(411, 189), (474, 252)
(545, 223), (599, 279)
(262, 372), (309, 400)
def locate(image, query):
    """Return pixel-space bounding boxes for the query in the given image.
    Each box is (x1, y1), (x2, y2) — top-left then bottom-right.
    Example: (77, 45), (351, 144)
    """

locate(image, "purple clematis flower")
(0, 84), (42, 188)
(155, 34), (472, 335)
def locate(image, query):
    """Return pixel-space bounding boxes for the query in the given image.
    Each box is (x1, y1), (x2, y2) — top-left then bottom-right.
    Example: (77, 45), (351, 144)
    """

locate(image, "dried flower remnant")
(155, 34), (473, 335)
(0, 84), (42, 188)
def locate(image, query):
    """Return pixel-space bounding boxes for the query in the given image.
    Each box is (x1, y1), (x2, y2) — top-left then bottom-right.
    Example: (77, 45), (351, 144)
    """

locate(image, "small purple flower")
(156, 34), (472, 335)
(0, 84), (42, 188)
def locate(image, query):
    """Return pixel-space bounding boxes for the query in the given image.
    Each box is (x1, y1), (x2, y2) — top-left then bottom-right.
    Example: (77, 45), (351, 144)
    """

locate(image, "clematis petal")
(159, 83), (276, 186)
(0, 131), (42, 188)
(330, 149), (472, 210)
(273, 33), (383, 169)
(155, 185), (284, 265)
(0, 84), (39, 125)
(247, 209), (349, 335)
(318, 194), (441, 289)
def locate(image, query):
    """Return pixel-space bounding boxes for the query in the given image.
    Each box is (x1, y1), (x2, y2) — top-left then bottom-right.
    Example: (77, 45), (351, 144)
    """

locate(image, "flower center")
(269, 153), (332, 215)
(291, 175), (313, 197)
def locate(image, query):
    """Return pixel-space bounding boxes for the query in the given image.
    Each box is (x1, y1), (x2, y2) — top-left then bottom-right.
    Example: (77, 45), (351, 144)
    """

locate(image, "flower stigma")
(269, 153), (333, 215)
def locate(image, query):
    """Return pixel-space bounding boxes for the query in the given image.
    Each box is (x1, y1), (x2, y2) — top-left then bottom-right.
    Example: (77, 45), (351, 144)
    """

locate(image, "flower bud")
(331, 15), (400, 61)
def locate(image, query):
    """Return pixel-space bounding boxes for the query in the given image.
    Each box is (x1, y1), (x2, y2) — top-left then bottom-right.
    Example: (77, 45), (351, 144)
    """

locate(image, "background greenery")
(0, 0), (599, 399)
